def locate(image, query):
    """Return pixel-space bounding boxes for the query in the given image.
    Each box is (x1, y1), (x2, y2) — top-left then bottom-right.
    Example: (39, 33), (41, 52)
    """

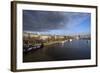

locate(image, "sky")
(23, 10), (91, 36)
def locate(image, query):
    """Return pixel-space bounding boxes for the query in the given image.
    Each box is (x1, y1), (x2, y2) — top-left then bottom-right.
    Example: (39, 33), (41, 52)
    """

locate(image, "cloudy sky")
(23, 10), (91, 35)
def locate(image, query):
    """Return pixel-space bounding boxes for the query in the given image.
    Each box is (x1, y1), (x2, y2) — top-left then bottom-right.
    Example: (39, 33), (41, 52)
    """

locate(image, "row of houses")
(23, 32), (90, 40)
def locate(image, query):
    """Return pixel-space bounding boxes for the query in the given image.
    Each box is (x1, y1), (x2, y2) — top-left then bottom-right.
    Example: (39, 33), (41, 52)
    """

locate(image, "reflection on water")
(46, 39), (91, 60)
(23, 39), (91, 62)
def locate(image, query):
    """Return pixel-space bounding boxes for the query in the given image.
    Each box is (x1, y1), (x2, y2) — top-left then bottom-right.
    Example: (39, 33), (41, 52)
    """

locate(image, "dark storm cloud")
(23, 10), (69, 31)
